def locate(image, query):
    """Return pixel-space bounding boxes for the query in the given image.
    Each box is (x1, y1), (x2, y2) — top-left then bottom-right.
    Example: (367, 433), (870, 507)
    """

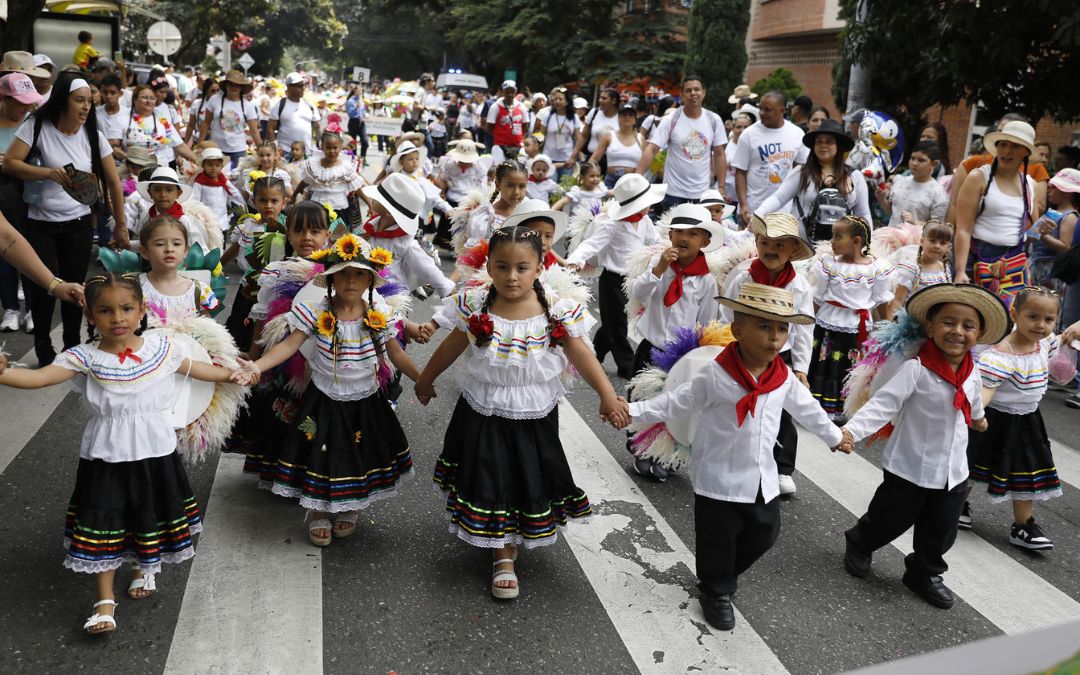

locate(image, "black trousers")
(775, 350), (798, 476)
(435, 197), (458, 245)
(846, 470), (967, 578)
(594, 269), (634, 374)
(24, 215), (94, 350)
(347, 118), (369, 160)
(696, 491), (781, 597)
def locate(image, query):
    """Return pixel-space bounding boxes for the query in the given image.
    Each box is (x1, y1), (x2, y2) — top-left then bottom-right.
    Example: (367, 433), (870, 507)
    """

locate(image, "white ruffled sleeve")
(550, 296), (597, 338)
(54, 346), (91, 374)
(445, 288), (487, 333)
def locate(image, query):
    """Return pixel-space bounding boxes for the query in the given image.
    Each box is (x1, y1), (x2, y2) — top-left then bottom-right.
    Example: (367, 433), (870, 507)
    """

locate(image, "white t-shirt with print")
(731, 120), (809, 213)
(15, 119), (113, 222)
(204, 95), (257, 153)
(886, 175), (949, 226)
(649, 108), (728, 199)
(271, 97), (319, 152)
(536, 108), (579, 162)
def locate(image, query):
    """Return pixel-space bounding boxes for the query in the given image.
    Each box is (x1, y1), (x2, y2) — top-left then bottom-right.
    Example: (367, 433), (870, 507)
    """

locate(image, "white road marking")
(1048, 438), (1080, 489)
(164, 455), (323, 675)
(0, 325), (66, 475)
(559, 402), (788, 675)
(796, 430), (1080, 635)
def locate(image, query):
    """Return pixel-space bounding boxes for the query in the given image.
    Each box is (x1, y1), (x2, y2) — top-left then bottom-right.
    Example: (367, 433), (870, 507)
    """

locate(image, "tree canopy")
(751, 68), (802, 104)
(684, 0), (751, 112)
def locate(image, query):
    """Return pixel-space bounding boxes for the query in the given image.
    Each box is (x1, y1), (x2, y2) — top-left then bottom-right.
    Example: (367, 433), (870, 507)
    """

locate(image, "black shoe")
(901, 571), (954, 609)
(957, 501), (973, 530)
(700, 593), (735, 631)
(34, 341), (56, 367)
(1010, 517), (1054, 551)
(844, 540), (872, 578)
(632, 456), (670, 482)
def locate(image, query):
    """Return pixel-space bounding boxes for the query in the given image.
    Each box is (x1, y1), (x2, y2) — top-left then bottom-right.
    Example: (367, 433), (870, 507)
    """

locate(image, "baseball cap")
(285, 72), (306, 85)
(93, 56), (116, 71)
(32, 53), (55, 69)
(501, 79), (517, 90)
(0, 73), (45, 105)
(573, 97), (588, 110)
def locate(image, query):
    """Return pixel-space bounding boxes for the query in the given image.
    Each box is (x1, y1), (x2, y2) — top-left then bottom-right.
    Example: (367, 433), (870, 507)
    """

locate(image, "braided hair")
(84, 273), (143, 344)
(491, 160), (526, 203)
(841, 215), (872, 256)
(1012, 285), (1060, 312)
(255, 140), (280, 174)
(478, 225), (553, 346)
(324, 268), (387, 382)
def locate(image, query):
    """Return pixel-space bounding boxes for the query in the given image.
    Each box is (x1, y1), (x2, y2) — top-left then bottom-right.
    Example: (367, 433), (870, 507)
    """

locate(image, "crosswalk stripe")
(1047, 438), (1080, 489)
(0, 325), (65, 476)
(164, 455), (323, 674)
(796, 429), (1080, 634)
(559, 402), (789, 675)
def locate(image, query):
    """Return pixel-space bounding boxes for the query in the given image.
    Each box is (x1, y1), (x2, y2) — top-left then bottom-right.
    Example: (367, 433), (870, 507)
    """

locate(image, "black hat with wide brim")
(803, 118), (856, 154)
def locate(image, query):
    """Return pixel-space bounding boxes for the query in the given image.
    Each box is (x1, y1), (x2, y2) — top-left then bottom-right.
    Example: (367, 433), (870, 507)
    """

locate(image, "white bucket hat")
(136, 167), (192, 203)
(983, 120), (1038, 158)
(389, 140), (428, 173)
(526, 153), (556, 180)
(610, 173), (666, 220)
(446, 139), (484, 164)
(502, 198), (569, 243)
(666, 203), (724, 253)
(361, 172), (427, 235)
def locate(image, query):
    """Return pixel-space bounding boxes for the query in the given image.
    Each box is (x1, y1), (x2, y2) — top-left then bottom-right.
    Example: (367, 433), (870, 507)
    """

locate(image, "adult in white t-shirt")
(199, 72), (261, 167)
(636, 77), (727, 208)
(531, 87), (579, 179)
(732, 91), (809, 224)
(269, 73), (320, 160)
(570, 87), (620, 163)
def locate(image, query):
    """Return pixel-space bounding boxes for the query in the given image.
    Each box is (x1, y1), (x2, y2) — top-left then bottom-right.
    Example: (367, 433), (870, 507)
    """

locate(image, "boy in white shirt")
(619, 283), (848, 630)
(525, 154), (561, 204)
(567, 173), (665, 378)
(720, 213), (814, 495)
(189, 147), (244, 233)
(841, 283), (1008, 609)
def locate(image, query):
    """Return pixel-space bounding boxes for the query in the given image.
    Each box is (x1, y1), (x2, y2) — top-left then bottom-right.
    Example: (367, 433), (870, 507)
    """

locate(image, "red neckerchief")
(543, 251), (559, 269)
(116, 347), (143, 365)
(917, 339), (974, 425)
(149, 201), (185, 219)
(623, 212), (647, 224)
(663, 252), (710, 306)
(529, 175), (542, 183)
(749, 258), (796, 288)
(715, 342), (789, 427)
(195, 171), (228, 188)
(826, 300), (870, 345)
(362, 214), (408, 239)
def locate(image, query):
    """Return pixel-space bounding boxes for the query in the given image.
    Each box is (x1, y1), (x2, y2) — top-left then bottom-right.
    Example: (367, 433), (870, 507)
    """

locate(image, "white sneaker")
(24, 313), (34, 334)
(0, 309), (18, 332)
(778, 474), (797, 496)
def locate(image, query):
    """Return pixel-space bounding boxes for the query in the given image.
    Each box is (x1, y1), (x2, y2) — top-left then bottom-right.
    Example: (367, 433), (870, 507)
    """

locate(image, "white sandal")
(83, 599), (117, 634)
(491, 558), (519, 600)
(332, 511), (359, 539)
(308, 518), (333, 547)
(128, 571), (157, 599)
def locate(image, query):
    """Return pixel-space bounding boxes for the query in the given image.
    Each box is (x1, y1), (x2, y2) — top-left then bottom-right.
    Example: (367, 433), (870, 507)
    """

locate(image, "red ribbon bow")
(917, 339), (974, 425)
(116, 347), (143, 365)
(663, 252), (710, 307)
(549, 322), (568, 347)
(467, 312), (495, 341)
(826, 300), (871, 345)
(363, 215), (408, 239)
(715, 343), (789, 427)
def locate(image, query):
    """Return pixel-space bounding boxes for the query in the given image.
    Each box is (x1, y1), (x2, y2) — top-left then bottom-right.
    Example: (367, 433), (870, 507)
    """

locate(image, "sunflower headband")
(307, 233), (393, 268)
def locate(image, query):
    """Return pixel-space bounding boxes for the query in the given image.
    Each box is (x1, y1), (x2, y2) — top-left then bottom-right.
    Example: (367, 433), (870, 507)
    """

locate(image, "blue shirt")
(346, 96), (365, 121)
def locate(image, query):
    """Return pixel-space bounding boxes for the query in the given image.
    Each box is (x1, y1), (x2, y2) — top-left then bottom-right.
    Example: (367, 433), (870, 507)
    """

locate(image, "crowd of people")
(1, 44), (1079, 639)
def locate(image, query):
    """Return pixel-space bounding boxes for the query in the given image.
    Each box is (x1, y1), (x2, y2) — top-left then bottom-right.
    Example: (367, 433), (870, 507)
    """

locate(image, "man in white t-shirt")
(732, 91), (809, 224)
(636, 76), (728, 212)
(95, 73), (128, 159)
(269, 72), (320, 160)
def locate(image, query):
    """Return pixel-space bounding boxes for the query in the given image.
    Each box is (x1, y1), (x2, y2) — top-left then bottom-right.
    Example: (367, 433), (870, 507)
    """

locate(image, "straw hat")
(0, 51), (49, 79)
(310, 234), (389, 288)
(388, 140), (428, 173)
(983, 121), (1038, 158)
(697, 189), (736, 221)
(361, 172), (427, 235)
(727, 84), (759, 105)
(446, 139), (484, 164)
(1049, 168), (1080, 194)
(502, 198), (569, 242)
(666, 203), (725, 253)
(748, 213), (814, 261)
(905, 283), (1009, 345)
(222, 69), (253, 93)
(136, 167), (192, 203)
(526, 153), (556, 180)
(610, 173), (667, 220)
(124, 145), (158, 167)
(717, 282), (814, 325)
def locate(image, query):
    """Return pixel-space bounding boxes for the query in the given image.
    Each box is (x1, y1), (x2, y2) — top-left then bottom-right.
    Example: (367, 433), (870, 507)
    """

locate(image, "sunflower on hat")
(308, 233), (394, 287)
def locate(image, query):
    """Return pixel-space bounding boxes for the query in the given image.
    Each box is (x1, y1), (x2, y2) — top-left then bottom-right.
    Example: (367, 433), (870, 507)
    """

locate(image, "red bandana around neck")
(749, 258), (796, 288)
(917, 339), (974, 425)
(623, 212), (647, 224)
(715, 342), (789, 427)
(363, 214), (408, 239)
(149, 201), (185, 220)
(543, 250), (559, 269)
(195, 172), (228, 188)
(663, 252), (710, 306)
(529, 175), (543, 183)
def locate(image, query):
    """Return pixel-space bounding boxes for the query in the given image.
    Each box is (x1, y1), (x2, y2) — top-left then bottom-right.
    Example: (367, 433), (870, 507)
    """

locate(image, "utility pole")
(844, 0), (869, 114)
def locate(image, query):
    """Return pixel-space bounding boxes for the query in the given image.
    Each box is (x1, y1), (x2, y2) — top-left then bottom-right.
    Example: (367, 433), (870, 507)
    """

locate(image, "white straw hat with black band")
(717, 282), (814, 325)
(502, 198), (569, 242)
(610, 173), (667, 220)
(388, 140), (428, 173)
(697, 189), (736, 222)
(361, 173), (427, 235)
(136, 167), (192, 203)
(666, 203), (725, 252)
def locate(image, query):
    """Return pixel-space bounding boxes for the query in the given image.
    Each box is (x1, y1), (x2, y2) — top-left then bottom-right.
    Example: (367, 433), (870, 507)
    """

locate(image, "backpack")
(664, 107), (722, 149)
(216, 92), (250, 125)
(276, 96), (316, 120)
(795, 186), (849, 242)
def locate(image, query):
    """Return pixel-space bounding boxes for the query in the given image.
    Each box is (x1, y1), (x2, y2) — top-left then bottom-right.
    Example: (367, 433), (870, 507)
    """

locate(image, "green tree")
(684, 0), (751, 112)
(751, 68), (802, 103)
(0, 0), (47, 51)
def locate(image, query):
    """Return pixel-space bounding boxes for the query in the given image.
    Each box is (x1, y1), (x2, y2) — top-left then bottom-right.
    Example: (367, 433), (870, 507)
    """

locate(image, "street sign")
(237, 52), (255, 73)
(365, 117), (403, 138)
(352, 67), (370, 84)
(146, 21), (182, 58)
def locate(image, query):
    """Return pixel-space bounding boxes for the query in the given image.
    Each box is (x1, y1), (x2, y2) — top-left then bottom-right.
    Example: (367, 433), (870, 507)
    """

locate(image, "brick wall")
(747, 32), (841, 118)
(752, 0), (828, 40)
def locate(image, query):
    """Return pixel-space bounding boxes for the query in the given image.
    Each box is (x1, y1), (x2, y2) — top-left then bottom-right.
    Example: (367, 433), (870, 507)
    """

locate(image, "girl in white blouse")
(138, 217), (219, 325)
(292, 131), (365, 224)
(0, 274), (244, 635)
(415, 226), (627, 600)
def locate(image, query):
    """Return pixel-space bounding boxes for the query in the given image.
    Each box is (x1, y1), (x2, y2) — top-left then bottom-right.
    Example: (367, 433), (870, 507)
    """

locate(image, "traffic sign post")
(351, 67), (370, 84)
(237, 52), (255, 74)
(146, 21), (182, 65)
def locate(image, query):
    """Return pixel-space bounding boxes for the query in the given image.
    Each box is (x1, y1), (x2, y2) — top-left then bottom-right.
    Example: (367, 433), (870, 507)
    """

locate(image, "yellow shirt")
(73, 43), (99, 68)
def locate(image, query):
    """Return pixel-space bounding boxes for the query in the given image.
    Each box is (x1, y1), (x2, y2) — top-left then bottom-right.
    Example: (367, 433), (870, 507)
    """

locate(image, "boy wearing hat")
(525, 154), (560, 204)
(621, 283), (848, 630)
(568, 173), (667, 378)
(121, 147), (159, 238)
(135, 167), (209, 251)
(190, 147), (244, 233)
(720, 213), (815, 495)
(360, 172), (454, 299)
(840, 284), (1008, 610)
